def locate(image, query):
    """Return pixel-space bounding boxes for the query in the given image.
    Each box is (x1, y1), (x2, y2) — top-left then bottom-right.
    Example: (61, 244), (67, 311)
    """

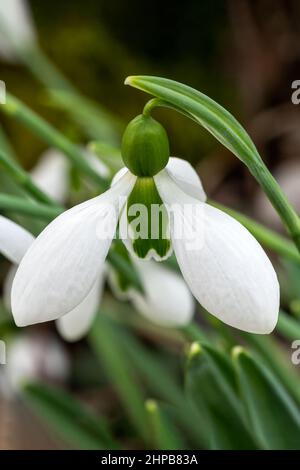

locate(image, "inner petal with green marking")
(125, 177), (172, 260)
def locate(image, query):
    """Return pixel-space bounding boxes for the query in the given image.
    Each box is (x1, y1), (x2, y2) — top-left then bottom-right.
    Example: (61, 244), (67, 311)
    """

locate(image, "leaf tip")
(145, 399), (158, 414)
(231, 345), (245, 361)
(188, 341), (202, 360)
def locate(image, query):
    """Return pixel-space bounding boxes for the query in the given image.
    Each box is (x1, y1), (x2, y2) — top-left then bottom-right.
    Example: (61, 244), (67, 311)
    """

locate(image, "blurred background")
(1, 0), (300, 450)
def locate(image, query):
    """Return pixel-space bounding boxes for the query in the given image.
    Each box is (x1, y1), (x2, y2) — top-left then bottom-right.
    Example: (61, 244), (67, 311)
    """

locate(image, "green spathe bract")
(127, 177), (171, 260)
(121, 114), (169, 177)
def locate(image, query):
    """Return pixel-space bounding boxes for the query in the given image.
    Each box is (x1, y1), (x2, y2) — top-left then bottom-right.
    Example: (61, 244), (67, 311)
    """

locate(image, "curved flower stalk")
(10, 107), (279, 335)
(0, 0), (36, 60)
(0, 333), (69, 398)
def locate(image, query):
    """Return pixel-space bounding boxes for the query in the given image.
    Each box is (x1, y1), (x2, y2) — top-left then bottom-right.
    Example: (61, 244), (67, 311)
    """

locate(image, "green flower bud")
(121, 114), (169, 177)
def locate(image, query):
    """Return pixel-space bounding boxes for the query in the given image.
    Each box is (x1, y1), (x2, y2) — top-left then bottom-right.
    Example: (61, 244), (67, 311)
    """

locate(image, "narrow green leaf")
(243, 332), (300, 406)
(89, 314), (148, 441)
(0, 124), (17, 160)
(277, 310), (300, 340)
(186, 343), (257, 449)
(145, 399), (185, 450)
(0, 193), (62, 220)
(120, 328), (210, 448)
(0, 149), (59, 207)
(23, 382), (118, 450)
(233, 347), (300, 449)
(1, 94), (109, 191)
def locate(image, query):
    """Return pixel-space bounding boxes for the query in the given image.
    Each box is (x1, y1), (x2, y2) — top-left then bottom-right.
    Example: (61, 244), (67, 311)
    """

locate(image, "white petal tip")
(252, 315), (278, 335)
(226, 307), (279, 335)
(56, 326), (83, 343)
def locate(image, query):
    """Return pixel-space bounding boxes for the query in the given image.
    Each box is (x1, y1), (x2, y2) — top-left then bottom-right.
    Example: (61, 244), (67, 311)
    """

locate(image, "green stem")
(143, 98), (162, 117)
(143, 97), (192, 121)
(0, 149), (59, 207)
(0, 193), (62, 220)
(1, 93), (109, 191)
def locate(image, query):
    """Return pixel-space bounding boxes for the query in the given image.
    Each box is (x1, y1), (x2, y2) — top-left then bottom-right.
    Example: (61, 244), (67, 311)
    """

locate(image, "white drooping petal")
(154, 170), (279, 334)
(130, 259), (194, 326)
(0, 215), (34, 264)
(3, 264), (18, 311)
(112, 167), (136, 258)
(56, 272), (104, 342)
(0, 0), (36, 60)
(12, 171), (136, 327)
(30, 149), (69, 204)
(106, 256), (193, 326)
(166, 157), (206, 201)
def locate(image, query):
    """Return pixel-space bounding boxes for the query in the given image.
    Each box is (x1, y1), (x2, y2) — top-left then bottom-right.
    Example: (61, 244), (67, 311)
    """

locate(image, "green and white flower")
(10, 114), (279, 334)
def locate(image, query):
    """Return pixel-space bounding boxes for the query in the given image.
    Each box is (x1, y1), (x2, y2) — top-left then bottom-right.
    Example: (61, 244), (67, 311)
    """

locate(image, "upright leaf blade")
(145, 399), (186, 450)
(186, 343), (257, 450)
(89, 313), (148, 441)
(233, 348), (300, 449)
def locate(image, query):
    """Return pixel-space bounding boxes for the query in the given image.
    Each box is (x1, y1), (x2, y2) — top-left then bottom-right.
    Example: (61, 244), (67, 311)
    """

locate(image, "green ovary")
(126, 177), (171, 260)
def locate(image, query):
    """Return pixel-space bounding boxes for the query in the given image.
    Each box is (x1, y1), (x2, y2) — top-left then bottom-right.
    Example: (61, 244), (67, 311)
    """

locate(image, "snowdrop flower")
(28, 147), (193, 339)
(0, 333), (69, 398)
(11, 114), (280, 334)
(0, 0), (36, 60)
